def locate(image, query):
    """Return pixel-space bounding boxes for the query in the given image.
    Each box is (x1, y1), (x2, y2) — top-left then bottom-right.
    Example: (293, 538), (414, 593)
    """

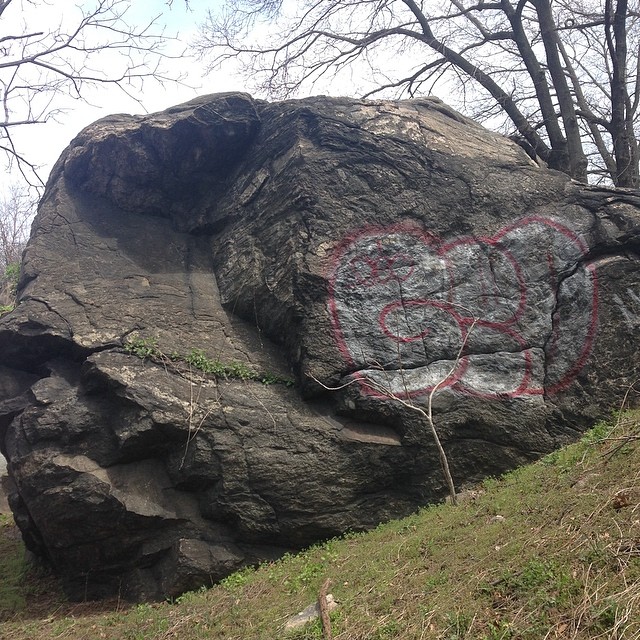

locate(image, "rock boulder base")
(0, 93), (639, 600)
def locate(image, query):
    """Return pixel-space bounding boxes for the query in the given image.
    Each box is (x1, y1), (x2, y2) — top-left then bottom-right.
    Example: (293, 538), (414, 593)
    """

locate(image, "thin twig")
(309, 315), (477, 505)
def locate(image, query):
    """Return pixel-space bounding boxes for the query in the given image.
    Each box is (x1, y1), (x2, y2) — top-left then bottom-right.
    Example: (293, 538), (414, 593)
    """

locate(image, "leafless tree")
(0, 182), (33, 309)
(0, 183), (31, 267)
(1, 0), (184, 187)
(196, 0), (640, 187)
(312, 366), (460, 505)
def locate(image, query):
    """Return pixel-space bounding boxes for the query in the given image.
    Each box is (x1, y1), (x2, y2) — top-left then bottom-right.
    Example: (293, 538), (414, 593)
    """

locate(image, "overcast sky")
(4, 1), (457, 198)
(6, 0), (435, 193)
(5, 1), (246, 192)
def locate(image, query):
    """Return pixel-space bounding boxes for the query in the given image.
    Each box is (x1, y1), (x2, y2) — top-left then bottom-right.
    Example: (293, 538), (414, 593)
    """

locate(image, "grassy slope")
(0, 411), (638, 640)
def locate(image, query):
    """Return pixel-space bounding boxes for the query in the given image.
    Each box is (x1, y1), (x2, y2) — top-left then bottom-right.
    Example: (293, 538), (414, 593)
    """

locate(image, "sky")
(3, 1), (245, 194)
(3, 0), (441, 196)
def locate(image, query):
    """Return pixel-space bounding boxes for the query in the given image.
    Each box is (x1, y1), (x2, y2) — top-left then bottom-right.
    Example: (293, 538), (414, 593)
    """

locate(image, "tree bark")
(608, 0), (640, 187)
(501, 0), (568, 169)
(535, 0), (589, 181)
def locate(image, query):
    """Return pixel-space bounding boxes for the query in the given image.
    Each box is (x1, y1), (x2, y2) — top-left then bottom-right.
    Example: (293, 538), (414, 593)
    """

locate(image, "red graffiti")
(328, 217), (598, 399)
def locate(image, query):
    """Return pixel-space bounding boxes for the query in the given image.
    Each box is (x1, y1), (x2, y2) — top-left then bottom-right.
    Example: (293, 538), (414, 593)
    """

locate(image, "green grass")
(1, 411), (639, 639)
(0, 514), (28, 617)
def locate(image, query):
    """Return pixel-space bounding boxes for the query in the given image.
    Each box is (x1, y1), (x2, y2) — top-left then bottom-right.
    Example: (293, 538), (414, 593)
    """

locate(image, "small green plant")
(283, 561), (325, 594)
(260, 371), (295, 386)
(123, 335), (160, 358)
(444, 611), (474, 639)
(508, 558), (557, 592)
(1, 262), (20, 317)
(372, 619), (401, 639)
(220, 566), (255, 592)
(184, 348), (222, 374)
(483, 620), (514, 640)
(124, 337), (295, 386)
(580, 420), (612, 445)
(0, 303), (14, 317)
(593, 599), (619, 631)
(218, 358), (255, 381)
(540, 450), (561, 467)
(0, 515), (28, 616)
(539, 421), (614, 472)
(4, 262), (20, 285)
(185, 348), (256, 380)
(171, 585), (209, 605)
(424, 570), (449, 589)
(489, 558), (580, 612)
(124, 603), (169, 638)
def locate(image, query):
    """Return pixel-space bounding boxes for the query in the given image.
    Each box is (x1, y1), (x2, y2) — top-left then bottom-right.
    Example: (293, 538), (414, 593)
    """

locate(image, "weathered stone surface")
(0, 92), (639, 600)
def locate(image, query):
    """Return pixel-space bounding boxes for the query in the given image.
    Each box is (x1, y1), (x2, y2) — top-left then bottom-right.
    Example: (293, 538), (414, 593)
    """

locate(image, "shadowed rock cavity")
(0, 92), (639, 600)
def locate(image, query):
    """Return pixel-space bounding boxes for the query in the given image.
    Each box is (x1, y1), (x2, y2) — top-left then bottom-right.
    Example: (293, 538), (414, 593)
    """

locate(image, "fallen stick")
(319, 578), (332, 640)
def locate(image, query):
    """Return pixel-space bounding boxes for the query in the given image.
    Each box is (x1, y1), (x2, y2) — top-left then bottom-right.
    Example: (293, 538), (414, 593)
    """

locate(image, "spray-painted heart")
(328, 217), (598, 399)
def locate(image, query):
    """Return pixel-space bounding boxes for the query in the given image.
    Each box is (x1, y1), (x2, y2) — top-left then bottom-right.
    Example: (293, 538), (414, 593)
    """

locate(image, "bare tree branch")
(0, 0), (187, 189)
(196, 0), (640, 186)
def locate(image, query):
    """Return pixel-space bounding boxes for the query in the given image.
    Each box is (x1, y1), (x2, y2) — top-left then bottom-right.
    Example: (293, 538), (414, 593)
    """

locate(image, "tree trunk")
(608, 0), (640, 187)
(402, 0), (552, 166)
(502, 0), (568, 169)
(535, 0), (588, 182)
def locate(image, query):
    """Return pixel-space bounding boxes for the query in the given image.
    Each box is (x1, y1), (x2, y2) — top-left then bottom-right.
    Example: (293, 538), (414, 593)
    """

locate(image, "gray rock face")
(0, 93), (639, 601)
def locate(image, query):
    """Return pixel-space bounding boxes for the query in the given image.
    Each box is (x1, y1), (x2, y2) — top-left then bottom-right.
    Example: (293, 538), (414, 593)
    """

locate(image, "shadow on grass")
(0, 515), (132, 624)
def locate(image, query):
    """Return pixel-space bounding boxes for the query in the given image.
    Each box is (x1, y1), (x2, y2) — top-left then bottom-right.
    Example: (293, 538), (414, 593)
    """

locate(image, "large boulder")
(0, 93), (638, 600)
